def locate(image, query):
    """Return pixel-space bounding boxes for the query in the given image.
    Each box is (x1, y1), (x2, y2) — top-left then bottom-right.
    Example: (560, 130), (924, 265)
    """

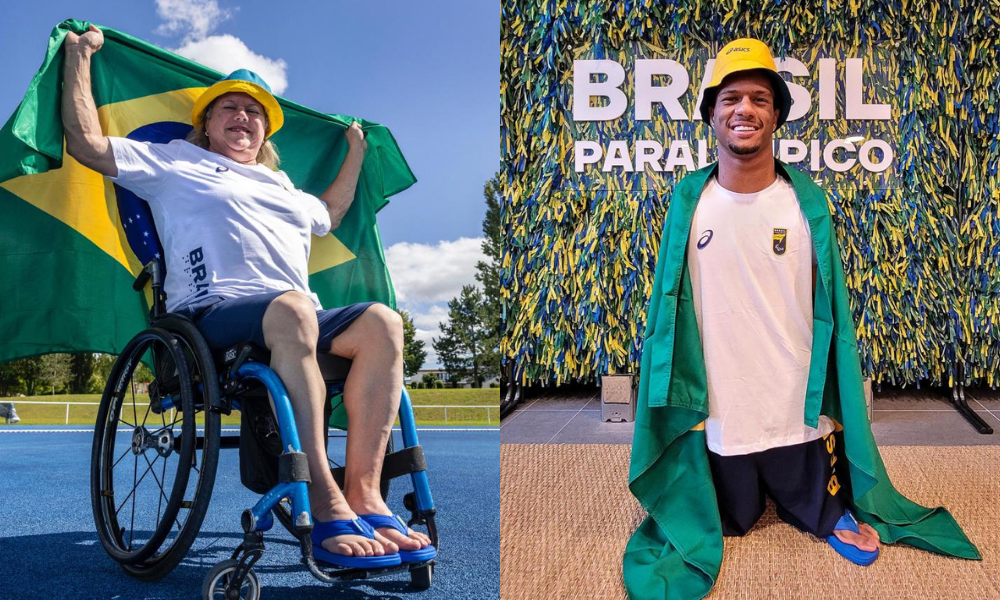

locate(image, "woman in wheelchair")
(63, 25), (433, 571)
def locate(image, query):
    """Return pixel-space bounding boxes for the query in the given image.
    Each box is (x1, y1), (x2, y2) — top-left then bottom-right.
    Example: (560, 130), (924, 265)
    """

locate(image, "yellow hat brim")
(191, 80), (284, 138)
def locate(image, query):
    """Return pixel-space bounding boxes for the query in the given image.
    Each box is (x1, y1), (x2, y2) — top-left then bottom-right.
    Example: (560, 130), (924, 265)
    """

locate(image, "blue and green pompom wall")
(500, 0), (999, 387)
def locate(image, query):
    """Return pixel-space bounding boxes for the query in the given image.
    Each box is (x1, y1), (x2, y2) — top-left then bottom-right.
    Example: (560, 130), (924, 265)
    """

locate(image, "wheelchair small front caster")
(202, 559), (261, 600)
(410, 563), (432, 590)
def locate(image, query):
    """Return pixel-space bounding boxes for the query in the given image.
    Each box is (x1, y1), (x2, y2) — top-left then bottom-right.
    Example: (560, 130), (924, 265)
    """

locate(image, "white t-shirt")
(687, 175), (833, 456)
(109, 138), (332, 313)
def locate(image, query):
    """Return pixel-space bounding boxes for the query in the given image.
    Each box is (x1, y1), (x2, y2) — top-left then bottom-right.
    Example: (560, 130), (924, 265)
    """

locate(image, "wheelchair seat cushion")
(175, 291), (377, 355)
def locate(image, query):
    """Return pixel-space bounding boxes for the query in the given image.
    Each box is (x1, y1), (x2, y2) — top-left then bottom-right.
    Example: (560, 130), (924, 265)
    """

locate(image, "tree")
(433, 285), (493, 387)
(0, 361), (21, 397)
(17, 357), (44, 396)
(92, 353), (117, 393)
(70, 353), (97, 394)
(475, 174), (502, 378)
(398, 310), (427, 378)
(39, 353), (72, 395)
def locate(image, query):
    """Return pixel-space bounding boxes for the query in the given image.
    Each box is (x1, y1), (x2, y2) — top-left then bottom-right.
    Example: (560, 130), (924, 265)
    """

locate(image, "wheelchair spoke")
(140, 395), (153, 428)
(130, 379), (138, 426)
(154, 453), (166, 528)
(129, 454), (137, 551)
(143, 452), (171, 509)
(111, 445), (132, 470)
(114, 453), (160, 519)
(115, 400), (134, 429)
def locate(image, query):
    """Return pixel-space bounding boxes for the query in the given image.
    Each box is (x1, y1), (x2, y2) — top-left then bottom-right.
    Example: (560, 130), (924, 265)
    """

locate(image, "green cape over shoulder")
(623, 161), (980, 600)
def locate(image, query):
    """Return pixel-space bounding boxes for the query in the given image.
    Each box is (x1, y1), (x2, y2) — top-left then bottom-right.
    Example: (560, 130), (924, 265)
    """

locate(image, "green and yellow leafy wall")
(500, 0), (1000, 387)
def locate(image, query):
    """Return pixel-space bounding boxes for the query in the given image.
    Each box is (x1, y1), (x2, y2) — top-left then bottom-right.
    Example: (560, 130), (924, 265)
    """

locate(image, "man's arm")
(62, 25), (117, 177)
(319, 121), (367, 231)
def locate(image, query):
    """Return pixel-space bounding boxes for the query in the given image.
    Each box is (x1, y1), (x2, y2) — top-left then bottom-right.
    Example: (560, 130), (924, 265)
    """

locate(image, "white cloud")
(411, 305), (449, 333)
(155, 0), (289, 95)
(173, 35), (289, 94)
(155, 0), (232, 42)
(385, 237), (485, 304)
(387, 238), (485, 371)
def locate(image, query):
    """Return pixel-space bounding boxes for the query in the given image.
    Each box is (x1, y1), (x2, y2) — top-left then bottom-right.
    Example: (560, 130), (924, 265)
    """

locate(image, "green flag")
(0, 19), (415, 363)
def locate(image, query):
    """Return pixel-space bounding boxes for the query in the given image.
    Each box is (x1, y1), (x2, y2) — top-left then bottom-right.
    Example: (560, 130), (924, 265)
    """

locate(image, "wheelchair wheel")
(410, 563), (432, 590)
(91, 319), (221, 581)
(202, 559), (260, 600)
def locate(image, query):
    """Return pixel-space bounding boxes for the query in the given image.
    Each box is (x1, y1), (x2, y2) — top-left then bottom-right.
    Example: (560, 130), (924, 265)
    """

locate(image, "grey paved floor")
(500, 386), (1000, 445)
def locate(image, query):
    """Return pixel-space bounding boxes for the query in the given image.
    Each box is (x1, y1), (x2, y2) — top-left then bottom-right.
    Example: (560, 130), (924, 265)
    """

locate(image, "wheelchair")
(90, 259), (438, 599)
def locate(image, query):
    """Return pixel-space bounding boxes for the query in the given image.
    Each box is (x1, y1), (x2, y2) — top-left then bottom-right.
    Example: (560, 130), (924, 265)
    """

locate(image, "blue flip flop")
(826, 510), (879, 566)
(311, 517), (402, 569)
(358, 513), (437, 563)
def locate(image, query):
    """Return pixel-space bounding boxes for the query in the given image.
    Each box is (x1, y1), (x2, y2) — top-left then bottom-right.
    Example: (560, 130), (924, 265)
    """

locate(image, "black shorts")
(708, 431), (848, 538)
(174, 291), (377, 353)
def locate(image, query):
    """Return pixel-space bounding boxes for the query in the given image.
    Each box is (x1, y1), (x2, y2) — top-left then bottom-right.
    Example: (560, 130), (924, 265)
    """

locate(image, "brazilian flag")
(0, 20), (415, 363)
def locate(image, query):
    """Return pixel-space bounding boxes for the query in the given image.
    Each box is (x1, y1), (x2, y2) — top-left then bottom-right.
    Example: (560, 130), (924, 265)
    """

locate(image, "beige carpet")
(500, 445), (1000, 599)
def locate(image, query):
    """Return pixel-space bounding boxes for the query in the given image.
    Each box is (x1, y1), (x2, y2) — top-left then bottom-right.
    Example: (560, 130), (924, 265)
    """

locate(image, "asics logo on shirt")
(697, 230), (714, 249)
(216, 166), (229, 173)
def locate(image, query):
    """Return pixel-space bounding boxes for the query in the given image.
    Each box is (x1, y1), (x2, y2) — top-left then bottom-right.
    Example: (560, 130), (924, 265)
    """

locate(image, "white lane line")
(0, 427), (498, 434)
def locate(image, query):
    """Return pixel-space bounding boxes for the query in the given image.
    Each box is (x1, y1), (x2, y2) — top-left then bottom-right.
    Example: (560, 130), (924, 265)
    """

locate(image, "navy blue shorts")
(174, 291), (377, 354)
(708, 431), (848, 538)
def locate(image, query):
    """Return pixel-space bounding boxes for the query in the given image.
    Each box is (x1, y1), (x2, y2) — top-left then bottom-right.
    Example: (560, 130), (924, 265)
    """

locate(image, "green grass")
(2, 389), (499, 427)
(406, 388), (499, 406)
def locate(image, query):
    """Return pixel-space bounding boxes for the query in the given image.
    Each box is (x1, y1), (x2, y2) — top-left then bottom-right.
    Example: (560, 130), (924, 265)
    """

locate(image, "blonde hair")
(185, 103), (281, 170)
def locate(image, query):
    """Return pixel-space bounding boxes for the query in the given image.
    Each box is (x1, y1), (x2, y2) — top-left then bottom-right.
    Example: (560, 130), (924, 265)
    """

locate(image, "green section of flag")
(0, 19), (415, 363)
(0, 186), (147, 363)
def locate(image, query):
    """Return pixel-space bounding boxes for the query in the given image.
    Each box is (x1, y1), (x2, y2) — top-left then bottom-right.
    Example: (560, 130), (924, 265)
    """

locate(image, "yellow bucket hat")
(191, 69), (284, 138)
(698, 38), (792, 128)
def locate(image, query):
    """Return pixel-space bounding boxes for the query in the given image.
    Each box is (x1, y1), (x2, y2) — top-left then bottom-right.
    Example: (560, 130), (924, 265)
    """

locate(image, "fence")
(4, 401), (497, 426)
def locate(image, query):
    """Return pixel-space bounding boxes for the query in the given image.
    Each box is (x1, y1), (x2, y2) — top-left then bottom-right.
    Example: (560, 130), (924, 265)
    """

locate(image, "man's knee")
(263, 291), (319, 351)
(361, 303), (404, 349)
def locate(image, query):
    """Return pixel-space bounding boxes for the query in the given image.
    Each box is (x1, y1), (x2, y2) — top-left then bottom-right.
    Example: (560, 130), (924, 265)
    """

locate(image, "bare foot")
(313, 505), (393, 557)
(347, 495), (432, 551)
(833, 522), (880, 553)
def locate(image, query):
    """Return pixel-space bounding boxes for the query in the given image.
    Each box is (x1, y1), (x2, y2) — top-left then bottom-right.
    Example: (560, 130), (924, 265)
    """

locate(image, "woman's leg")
(261, 291), (394, 557)
(327, 303), (431, 551)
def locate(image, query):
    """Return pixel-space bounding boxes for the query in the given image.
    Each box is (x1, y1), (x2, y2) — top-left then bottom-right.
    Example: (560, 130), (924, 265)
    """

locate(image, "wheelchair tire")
(202, 559), (261, 600)
(410, 564), (432, 590)
(271, 434), (394, 539)
(125, 315), (222, 581)
(91, 319), (222, 581)
(91, 328), (196, 566)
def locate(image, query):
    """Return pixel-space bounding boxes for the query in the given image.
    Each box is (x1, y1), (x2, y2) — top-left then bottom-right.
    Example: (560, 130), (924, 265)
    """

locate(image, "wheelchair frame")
(91, 260), (438, 598)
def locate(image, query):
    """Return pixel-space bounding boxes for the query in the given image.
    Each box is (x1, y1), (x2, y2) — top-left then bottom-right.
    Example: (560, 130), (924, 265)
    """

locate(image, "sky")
(0, 0), (499, 369)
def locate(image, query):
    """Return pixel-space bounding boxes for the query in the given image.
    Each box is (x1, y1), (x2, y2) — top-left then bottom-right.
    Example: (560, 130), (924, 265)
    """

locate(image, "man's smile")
(730, 121), (761, 138)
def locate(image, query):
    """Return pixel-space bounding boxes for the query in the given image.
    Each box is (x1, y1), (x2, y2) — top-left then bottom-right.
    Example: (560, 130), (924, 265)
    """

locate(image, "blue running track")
(0, 426), (498, 599)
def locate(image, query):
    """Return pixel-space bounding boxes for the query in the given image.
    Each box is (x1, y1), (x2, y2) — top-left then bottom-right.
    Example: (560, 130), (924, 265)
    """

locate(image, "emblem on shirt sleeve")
(697, 230), (714, 249)
(772, 228), (787, 255)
